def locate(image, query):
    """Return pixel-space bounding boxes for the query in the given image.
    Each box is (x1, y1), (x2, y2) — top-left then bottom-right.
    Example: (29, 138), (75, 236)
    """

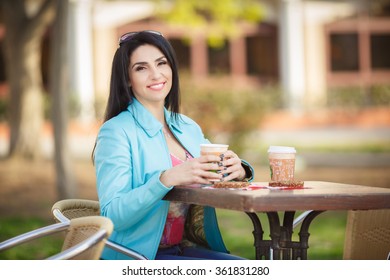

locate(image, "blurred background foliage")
(180, 79), (390, 156)
(154, 0), (264, 48)
(180, 75), (282, 154)
(328, 85), (390, 109)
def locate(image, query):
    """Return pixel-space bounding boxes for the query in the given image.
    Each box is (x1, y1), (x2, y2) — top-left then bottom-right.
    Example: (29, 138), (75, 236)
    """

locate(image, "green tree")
(154, 0), (264, 47)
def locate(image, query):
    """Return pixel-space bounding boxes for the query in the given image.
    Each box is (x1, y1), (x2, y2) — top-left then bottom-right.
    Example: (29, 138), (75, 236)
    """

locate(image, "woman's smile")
(148, 81), (166, 91)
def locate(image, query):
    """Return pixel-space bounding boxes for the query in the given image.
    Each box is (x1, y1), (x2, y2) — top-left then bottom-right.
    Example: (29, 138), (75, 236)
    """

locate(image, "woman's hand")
(219, 150), (246, 182)
(160, 151), (246, 187)
(160, 154), (223, 187)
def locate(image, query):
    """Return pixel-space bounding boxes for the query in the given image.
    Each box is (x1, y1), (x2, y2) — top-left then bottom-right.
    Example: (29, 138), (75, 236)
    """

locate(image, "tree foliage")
(154, 0), (264, 48)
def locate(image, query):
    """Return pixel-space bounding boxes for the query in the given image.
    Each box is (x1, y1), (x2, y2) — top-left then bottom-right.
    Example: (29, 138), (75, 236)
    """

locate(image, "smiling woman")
(128, 45), (173, 107)
(91, 30), (254, 260)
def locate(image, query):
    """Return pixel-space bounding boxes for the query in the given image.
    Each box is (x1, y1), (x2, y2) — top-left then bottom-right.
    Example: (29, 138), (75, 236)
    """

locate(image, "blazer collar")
(127, 98), (183, 138)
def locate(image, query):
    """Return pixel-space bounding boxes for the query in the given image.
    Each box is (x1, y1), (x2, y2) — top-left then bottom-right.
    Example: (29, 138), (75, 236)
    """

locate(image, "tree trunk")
(50, 0), (77, 199)
(0, 0), (55, 159)
(6, 37), (44, 159)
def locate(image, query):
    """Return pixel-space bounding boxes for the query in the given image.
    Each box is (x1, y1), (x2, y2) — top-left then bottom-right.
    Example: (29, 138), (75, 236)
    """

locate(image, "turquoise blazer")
(94, 98), (254, 259)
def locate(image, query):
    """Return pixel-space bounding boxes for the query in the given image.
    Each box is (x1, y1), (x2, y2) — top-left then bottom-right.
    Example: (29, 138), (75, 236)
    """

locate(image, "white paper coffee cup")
(200, 144), (229, 182)
(268, 146), (296, 181)
(200, 144), (229, 156)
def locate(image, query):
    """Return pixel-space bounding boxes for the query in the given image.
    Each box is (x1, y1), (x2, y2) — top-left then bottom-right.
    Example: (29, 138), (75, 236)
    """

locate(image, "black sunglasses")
(118, 30), (163, 46)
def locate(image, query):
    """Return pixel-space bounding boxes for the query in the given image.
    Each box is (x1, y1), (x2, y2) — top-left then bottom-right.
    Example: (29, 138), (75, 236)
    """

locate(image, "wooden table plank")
(164, 181), (390, 212)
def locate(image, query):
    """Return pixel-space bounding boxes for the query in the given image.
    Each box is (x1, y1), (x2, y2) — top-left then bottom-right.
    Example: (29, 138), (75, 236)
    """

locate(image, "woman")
(93, 30), (254, 260)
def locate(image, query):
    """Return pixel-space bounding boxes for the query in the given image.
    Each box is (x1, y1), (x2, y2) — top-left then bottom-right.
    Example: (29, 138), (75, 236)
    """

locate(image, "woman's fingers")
(168, 151), (245, 185)
(181, 160), (223, 184)
(219, 150), (246, 181)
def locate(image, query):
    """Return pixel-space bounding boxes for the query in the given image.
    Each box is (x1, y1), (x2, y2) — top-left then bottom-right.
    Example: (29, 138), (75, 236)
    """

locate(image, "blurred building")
(93, 0), (390, 111)
(0, 0), (389, 120)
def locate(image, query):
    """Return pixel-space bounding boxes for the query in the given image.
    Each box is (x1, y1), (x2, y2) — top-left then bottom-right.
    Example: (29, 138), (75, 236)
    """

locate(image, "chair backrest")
(343, 209), (390, 260)
(0, 216), (113, 260)
(52, 199), (101, 223)
(58, 216), (113, 260)
(52, 199), (148, 260)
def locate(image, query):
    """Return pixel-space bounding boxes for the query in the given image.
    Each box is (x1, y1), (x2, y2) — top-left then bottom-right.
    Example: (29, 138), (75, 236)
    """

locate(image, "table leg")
(281, 211), (295, 259)
(267, 212), (282, 259)
(296, 210), (325, 259)
(245, 212), (271, 259)
(245, 210), (325, 260)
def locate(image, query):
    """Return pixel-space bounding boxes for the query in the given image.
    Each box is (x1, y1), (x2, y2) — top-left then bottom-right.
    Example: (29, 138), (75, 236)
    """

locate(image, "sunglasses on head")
(118, 30), (163, 46)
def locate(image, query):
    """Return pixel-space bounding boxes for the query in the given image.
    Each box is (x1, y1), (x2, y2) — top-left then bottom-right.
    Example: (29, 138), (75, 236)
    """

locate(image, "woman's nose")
(150, 66), (162, 79)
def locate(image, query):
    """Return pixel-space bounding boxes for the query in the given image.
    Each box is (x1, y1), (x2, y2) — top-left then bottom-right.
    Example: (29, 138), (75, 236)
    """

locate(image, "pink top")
(159, 151), (192, 247)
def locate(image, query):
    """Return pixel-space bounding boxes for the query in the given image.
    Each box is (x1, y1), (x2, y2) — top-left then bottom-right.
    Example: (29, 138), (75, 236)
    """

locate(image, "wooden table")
(164, 181), (390, 260)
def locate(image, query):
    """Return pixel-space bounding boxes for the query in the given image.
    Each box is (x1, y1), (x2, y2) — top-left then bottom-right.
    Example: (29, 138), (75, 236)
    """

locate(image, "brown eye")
(135, 66), (146, 71)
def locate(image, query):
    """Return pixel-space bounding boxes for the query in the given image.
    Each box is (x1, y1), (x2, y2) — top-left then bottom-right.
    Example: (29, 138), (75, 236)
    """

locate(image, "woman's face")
(128, 44), (173, 107)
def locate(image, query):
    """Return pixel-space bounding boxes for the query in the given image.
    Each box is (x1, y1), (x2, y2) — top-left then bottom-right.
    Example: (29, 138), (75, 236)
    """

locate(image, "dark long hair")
(103, 31), (181, 123)
(92, 31), (181, 162)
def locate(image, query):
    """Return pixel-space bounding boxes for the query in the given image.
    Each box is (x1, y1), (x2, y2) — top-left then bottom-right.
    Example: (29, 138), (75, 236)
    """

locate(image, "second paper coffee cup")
(268, 146), (296, 181)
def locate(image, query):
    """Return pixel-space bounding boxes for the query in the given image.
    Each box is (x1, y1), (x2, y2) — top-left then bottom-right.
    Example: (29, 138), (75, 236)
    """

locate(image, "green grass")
(0, 211), (347, 260)
(293, 143), (390, 153)
(0, 217), (63, 260)
(216, 209), (347, 260)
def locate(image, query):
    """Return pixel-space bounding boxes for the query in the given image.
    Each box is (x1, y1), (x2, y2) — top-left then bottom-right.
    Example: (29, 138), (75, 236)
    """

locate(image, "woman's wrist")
(159, 169), (173, 188)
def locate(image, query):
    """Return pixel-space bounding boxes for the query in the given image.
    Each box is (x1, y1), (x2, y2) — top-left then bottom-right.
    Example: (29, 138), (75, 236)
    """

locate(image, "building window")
(330, 33), (359, 71)
(169, 38), (190, 71)
(370, 33), (390, 70)
(246, 34), (278, 79)
(208, 41), (230, 74)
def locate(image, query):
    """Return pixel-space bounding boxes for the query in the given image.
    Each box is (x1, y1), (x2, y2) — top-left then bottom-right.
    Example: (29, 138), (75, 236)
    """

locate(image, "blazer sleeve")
(94, 120), (172, 231)
(241, 159), (255, 182)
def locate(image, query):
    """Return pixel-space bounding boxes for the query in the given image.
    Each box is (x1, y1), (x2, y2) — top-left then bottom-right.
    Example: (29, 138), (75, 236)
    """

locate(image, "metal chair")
(52, 199), (148, 260)
(0, 216), (113, 260)
(295, 209), (390, 259)
(293, 210), (313, 229)
(343, 209), (390, 260)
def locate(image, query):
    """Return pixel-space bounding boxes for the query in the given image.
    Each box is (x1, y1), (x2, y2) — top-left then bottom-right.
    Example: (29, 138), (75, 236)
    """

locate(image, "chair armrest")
(105, 239), (148, 260)
(52, 208), (69, 223)
(0, 222), (69, 251)
(47, 229), (108, 260)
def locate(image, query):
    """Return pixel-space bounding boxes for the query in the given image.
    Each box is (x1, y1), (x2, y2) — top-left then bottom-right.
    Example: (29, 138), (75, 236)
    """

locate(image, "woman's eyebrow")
(131, 56), (166, 69)
(155, 55), (166, 61)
